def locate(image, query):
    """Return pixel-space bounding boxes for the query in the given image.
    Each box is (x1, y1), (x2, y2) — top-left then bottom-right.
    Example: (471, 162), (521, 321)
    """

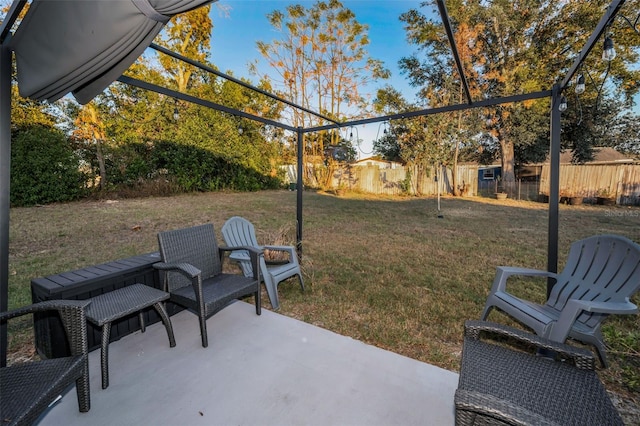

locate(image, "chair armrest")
(220, 245), (262, 255)
(1, 300), (90, 358)
(464, 320), (596, 370)
(576, 299), (638, 314)
(263, 245), (295, 254)
(490, 266), (557, 294)
(219, 246), (263, 282)
(547, 299), (638, 342)
(263, 245), (298, 264)
(153, 261), (201, 279)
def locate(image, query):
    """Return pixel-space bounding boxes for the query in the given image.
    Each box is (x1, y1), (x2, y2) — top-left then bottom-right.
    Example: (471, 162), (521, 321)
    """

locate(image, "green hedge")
(11, 125), (86, 206)
(152, 141), (282, 192)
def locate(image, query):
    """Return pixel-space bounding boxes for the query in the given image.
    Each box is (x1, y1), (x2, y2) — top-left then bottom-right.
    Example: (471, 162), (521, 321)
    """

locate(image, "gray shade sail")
(9, 0), (214, 105)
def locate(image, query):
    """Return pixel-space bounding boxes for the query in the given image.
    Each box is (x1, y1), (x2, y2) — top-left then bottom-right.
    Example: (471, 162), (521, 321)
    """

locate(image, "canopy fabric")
(9, 0), (214, 105)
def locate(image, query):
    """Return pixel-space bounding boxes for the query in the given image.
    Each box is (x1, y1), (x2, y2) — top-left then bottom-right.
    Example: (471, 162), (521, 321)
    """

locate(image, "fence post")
(518, 179), (521, 200)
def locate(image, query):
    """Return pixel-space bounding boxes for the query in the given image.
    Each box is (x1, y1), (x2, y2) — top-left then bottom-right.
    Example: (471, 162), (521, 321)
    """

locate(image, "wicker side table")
(455, 321), (622, 426)
(84, 284), (176, 389)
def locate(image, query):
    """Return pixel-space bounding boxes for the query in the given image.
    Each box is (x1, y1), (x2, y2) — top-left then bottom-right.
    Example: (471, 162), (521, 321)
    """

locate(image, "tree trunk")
(96, 139), (107, 191)
(415, 164), (425, 196)
(499, 137), (516, 193)
(452, 149), (460, 196)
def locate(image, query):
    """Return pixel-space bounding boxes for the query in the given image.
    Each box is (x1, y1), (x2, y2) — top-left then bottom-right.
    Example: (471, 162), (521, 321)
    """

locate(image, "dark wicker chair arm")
(1, 300), (90, 358)
(153, 261), (201, 279)
(464, 320), (596, 370)
(219, 245), (263, 282)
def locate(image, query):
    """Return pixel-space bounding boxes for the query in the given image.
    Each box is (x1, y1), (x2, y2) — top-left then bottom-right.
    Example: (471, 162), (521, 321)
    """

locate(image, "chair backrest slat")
(158, 224), (221, 290)
(546, 235), (640, 327)
(221, 217), (259, 277)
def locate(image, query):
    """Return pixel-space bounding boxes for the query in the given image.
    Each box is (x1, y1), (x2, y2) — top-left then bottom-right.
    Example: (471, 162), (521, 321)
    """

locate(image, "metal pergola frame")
(0, 0), (627, 365)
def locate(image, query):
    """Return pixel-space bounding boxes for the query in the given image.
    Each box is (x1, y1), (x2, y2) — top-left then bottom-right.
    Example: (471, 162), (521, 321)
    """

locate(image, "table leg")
(139, 312), (146, 332)
(101, 323), (111, 389)
(153, 302), (176, 348)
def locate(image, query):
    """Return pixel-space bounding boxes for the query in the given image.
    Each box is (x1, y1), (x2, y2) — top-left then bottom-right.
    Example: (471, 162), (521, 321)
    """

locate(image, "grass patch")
(7, 190), (640, 402)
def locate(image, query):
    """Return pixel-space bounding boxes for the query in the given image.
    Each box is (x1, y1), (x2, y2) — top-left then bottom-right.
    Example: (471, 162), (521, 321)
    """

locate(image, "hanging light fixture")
(173, 99), (180, 121)
(602, 36), (616, 61)
(575, 74), (586, 94)
(558, 96), (568, 112)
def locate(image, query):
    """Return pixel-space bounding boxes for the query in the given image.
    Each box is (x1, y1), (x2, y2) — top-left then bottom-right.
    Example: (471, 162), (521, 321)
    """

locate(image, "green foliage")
(153, 141), (281, 192)
(10, 125), (86, 206)
(399, 169), (412, 195)
(399, 0), (640, 178)
(602, 324), (640, 392)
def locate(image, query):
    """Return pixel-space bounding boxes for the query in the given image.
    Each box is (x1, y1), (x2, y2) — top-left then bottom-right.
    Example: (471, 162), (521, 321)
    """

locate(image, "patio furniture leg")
(153, 302), (176, 347)
(84, 284), (174, 390)
(100, 322), (112, 389)
(200, 315), (208, 348)
(139, 312), (146, 332)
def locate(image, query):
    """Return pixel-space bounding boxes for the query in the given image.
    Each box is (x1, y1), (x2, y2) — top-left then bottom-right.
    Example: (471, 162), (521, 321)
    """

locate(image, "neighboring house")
(352, 156), (403, 169)
(477, 164), (502, 181)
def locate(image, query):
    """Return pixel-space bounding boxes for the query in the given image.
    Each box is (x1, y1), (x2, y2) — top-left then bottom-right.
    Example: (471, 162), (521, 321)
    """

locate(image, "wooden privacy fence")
(540, 163), (640, 205)
(284, 164), (480, 196)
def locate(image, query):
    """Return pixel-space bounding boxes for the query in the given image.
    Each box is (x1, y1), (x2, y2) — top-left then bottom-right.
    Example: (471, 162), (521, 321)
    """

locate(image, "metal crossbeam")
(437, 0), (473, 104)
(149, 43), (340, 126)
(561, 0), (626, 89)
(305, 90), (552, 133)
(117, 75), (297, 132)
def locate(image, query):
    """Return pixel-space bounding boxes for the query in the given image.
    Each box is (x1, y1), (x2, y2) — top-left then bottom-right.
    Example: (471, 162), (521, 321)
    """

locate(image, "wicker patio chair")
(455, 320), (623, 426)
(221, 216), (305, 310)
(155, 223), (262, 348)
(481, 234), (640, 367)
(1, 300), (90, 426)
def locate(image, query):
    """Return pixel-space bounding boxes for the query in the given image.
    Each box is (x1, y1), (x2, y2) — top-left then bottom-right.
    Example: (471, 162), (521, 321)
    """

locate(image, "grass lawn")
(7, 190), (640, 407)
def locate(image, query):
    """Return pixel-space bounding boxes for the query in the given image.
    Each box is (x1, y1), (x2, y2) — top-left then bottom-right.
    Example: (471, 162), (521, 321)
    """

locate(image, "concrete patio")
(37, 300), (458, 425)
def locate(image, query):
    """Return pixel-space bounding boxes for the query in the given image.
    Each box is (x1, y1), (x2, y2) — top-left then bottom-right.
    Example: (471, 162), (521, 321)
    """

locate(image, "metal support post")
(0, 42), (12, 367)
(547, 84), (562, 298)
(296, 128), (303, 258)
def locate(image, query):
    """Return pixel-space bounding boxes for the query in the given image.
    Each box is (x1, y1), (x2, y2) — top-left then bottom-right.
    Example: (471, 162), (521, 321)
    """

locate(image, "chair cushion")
(170, 273), (257, 315)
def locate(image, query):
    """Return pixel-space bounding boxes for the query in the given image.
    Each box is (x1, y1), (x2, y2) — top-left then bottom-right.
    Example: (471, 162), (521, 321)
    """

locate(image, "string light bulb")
(575, 74), (585, 95)
(558, 96), (568, 112)
(602, 36), (616, 61)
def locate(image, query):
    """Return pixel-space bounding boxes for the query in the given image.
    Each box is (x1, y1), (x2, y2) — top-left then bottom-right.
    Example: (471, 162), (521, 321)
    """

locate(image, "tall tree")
(400, 0), (640, 185)
(157, 6), (213, 92)
(255, 0), (389, 157)
(400, 5), (484, 194)
(73, 101), (109, 190)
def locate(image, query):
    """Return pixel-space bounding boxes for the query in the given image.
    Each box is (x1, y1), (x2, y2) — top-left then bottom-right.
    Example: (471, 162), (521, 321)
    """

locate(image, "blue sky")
(211, 1), (423, 99)
(210, 1), (425, 157)
(207, 1), (639, 157)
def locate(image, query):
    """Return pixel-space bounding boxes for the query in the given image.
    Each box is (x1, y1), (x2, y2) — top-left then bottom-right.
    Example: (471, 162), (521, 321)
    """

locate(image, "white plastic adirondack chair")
(481, 234), (640, 367)
(222, 217), (305, 310)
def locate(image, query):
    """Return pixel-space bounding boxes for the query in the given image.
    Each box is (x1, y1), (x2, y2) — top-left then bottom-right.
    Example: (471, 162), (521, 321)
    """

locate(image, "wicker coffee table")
(455, 321), (622, 426)
(85, 284), (176, 389)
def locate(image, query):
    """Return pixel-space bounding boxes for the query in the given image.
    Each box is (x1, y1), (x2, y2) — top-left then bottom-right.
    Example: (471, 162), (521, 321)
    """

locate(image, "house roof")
(554, 147), (635, 165)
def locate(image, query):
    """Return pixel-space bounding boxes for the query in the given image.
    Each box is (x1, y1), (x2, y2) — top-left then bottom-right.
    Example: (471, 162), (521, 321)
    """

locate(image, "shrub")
(11, 125), (86, 206)
(152, 141), (282, 192)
